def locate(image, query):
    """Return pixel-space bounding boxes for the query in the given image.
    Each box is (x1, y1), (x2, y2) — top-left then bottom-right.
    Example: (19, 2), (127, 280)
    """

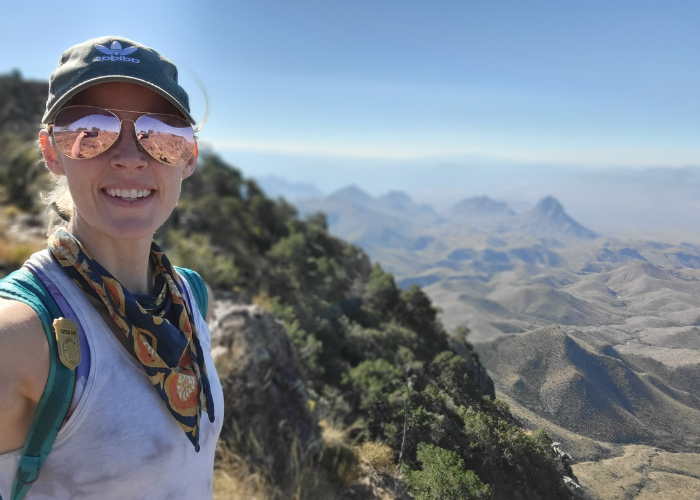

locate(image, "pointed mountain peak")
(533, 196), (565, 215)
(517, 196), (597, 240)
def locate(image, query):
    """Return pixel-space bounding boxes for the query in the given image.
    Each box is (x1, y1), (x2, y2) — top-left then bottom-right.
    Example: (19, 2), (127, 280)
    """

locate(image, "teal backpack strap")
(174, 267), (208, 320)
(0, 269), (75, 500)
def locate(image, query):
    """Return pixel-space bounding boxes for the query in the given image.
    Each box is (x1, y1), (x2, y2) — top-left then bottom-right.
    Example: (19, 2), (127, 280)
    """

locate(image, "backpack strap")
(0, 269), (75, 500)
(174, 267), (208, 321)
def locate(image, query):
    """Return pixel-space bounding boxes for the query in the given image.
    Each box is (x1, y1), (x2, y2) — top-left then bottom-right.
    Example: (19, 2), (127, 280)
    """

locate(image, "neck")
(68, 219), (155, 295)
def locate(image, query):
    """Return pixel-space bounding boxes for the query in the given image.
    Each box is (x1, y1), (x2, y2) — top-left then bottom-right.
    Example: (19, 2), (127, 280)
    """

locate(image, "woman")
(0, 36), (224, 499)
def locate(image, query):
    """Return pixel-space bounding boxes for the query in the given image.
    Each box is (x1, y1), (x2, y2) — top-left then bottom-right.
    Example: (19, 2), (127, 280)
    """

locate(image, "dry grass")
(251, 292), (274, 312)
(0, 238), (44, 268)
(214, 441), (272, 500)
(214, 421), (359, 500)
(573, 444), (700, 500)
(213, 421), (408, 500)
(357, 442), (395, 475)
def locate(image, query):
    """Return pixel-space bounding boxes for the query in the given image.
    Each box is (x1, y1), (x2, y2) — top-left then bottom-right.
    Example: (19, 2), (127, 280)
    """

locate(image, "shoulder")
(0, 297), (50, 403)
(175, 267), (211, 323)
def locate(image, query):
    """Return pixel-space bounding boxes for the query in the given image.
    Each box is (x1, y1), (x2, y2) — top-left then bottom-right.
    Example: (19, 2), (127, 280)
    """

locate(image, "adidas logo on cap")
(93, 41), (140, 63)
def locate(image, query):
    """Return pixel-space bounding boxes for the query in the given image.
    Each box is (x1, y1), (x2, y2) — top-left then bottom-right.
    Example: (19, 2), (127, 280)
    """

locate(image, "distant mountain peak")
(255, 176), (323, 201)
(379, 191), (414, 204)
(450, 196), (515, 217)
(516, 196), (597, 240)
(533, 196), (564, 215)
(329, 185), (374, 205)
(376, 191), (422, 213)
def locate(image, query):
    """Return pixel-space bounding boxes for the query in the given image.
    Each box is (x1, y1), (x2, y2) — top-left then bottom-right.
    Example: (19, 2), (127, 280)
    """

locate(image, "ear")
(39, 130), (66, 176)
(181, 139), (198, 179)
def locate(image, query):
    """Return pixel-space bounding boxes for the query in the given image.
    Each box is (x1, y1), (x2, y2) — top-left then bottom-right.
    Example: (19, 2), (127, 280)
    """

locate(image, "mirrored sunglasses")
(52, 105), (195, 167)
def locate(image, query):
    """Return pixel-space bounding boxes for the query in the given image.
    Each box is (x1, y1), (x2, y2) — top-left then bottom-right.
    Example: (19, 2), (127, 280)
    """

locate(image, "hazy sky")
(3, 1), (700, 194)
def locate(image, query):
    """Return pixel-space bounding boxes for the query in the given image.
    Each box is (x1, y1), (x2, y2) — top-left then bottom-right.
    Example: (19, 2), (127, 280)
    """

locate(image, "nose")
(109, 119), (149, 171)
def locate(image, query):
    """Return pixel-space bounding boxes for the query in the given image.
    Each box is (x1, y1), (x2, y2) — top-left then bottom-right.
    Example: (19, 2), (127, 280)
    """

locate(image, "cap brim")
(42, 75), (196, 126)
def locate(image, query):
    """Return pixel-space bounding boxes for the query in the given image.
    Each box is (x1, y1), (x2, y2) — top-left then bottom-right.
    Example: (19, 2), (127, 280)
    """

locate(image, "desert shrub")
(362, 264), (401, 316)
(0, 139), (51, 212)
(357, 441), (395, 474)
(0, 239), (45, 269)
(343, 358), (404, 412)
(0, 74), (49, 212)
(168, 230), (239, 289)
(404, 443), (491, 500)
(458, 404), (565, 496)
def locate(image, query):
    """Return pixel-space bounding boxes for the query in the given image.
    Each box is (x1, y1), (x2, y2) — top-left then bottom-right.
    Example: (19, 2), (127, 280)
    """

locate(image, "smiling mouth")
(103, 188), (154, 201)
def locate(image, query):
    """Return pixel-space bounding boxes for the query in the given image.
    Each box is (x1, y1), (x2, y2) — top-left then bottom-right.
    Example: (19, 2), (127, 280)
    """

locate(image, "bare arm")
(70, 131), (87, 159)
(0, 298), (50, 454)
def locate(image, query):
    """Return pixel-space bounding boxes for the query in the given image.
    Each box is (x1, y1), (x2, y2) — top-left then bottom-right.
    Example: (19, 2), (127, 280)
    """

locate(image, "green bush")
(404, 443), (491, 500)
(167, 230), (239, 290)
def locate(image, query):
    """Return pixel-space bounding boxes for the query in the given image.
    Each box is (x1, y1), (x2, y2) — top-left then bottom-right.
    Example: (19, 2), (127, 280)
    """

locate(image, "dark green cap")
(43, 36), (194, 125)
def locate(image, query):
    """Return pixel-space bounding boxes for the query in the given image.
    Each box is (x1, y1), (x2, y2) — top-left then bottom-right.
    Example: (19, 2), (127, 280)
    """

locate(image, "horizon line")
(203, 139), (700, 169)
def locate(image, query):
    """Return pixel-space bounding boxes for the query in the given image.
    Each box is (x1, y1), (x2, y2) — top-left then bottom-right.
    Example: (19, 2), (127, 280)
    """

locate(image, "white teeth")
(107, 188), (151, 199)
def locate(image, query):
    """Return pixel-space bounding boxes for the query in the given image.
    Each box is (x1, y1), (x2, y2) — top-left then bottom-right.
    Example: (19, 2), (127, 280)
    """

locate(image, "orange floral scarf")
(48, 228), (214, 451)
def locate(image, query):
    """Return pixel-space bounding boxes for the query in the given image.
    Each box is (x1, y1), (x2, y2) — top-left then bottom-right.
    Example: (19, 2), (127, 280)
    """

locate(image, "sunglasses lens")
(53, 107), (120, 159)
(135, 114), (195, 166)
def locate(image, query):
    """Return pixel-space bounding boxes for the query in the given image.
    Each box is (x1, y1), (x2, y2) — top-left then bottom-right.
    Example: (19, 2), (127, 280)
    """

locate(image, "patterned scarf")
(48, 228), (215, 451)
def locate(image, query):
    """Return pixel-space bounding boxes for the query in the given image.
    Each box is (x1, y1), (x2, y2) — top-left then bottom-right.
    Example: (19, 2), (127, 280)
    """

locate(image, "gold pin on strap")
(53, 318), (81, 370)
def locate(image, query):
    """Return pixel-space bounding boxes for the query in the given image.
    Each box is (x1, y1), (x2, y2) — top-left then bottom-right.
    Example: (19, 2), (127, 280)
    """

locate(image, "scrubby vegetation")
(157, 150), (572, 498)
(0, 73), (573, 499)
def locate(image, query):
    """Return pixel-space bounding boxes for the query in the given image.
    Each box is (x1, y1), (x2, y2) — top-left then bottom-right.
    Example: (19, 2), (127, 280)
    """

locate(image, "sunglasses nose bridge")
(110, 118), (149, 166)
(116, 118), (142, 145)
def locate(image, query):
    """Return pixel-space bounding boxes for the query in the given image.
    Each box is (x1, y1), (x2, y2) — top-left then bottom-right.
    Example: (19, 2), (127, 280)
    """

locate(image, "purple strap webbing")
(24, 263), (91, 421)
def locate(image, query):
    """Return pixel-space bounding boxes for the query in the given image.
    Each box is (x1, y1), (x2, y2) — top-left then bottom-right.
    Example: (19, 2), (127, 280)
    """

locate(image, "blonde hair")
(42, 123), (73, 235)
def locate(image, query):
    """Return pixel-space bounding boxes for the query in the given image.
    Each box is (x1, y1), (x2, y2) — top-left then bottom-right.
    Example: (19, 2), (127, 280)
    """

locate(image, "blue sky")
(3, 1), (700, 195)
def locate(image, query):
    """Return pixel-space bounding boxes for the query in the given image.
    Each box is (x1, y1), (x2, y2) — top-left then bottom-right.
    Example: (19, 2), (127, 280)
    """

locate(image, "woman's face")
(41, 82), (196, 242)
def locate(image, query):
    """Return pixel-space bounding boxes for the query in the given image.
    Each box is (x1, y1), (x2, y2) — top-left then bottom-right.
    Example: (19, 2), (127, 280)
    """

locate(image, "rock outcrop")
(447, 337), (496, 399)
(210, 301), (322, 490)
(552, 442), (592, 500)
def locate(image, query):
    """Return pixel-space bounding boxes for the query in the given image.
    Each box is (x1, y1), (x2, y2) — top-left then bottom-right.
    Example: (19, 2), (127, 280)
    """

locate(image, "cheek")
(63, 164), (98, 200)
(160, 171), (184, 210)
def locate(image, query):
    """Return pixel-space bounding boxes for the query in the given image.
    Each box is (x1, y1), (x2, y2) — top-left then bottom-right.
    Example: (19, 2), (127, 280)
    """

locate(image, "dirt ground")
(573, 444), (700, 500)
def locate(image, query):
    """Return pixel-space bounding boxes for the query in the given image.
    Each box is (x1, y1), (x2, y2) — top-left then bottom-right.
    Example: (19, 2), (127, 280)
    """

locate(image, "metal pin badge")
(53, 318), (81, 370)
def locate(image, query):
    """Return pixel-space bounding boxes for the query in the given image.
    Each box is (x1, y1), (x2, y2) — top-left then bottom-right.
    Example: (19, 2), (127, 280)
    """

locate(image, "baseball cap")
(43, 36), (194, 125)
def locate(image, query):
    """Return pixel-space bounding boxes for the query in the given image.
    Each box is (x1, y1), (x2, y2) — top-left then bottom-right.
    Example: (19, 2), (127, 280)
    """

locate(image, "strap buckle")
(17, 454), (41, 484)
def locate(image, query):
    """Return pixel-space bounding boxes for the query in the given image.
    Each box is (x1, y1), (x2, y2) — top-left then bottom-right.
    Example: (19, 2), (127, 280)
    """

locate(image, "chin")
(101, 217), (162, 241)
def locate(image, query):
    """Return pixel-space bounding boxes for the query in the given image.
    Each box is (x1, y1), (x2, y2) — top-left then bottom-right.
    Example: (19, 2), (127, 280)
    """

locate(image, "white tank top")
(0, 250), (224, 500)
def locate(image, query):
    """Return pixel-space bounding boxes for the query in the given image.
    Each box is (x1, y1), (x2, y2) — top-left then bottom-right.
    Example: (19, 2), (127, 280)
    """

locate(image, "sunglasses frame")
(51, 105), (196, 167)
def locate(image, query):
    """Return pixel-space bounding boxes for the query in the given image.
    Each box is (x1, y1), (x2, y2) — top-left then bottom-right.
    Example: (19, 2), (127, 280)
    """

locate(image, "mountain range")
(294, 184), (700, 492)
(253, 164), (700, 245)
(297, 186), (597, 253)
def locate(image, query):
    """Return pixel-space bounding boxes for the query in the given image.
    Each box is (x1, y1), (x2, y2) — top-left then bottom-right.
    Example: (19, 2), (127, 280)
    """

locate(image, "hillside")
(476, 326), (700, 453)
(0, 73), (579, 499)
(294, 181), (700, 498)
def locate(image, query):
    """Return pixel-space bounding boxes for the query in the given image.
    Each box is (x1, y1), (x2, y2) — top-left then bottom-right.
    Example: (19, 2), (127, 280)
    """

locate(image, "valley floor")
(573, 445), (700, 500)
(498, 393), (700, 500)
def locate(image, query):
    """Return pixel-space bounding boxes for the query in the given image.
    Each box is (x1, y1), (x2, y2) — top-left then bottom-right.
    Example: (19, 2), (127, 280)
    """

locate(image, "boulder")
(210, 301), (322, 490)
(447, 337), (496, 399)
